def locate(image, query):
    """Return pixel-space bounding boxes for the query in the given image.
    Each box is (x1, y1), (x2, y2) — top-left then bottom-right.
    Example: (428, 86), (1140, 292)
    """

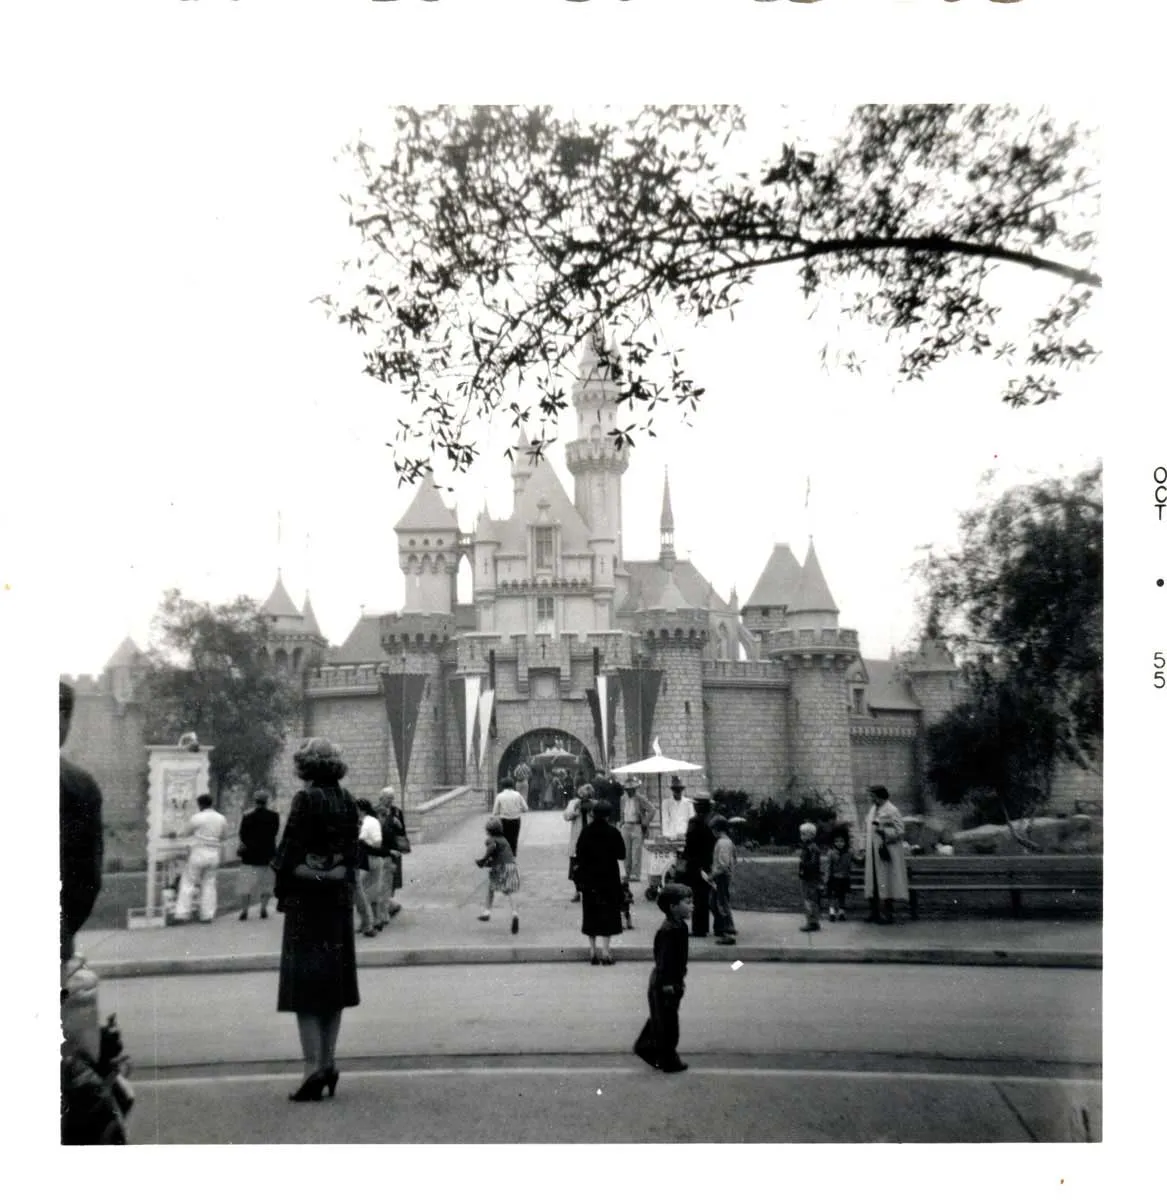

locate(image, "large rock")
(951, 814), (1103, 855)
(901, 815), (957, 853)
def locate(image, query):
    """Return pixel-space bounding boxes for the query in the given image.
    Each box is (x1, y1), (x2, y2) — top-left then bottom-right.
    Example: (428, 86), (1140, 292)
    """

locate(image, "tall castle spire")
(659, 467), (676, 569)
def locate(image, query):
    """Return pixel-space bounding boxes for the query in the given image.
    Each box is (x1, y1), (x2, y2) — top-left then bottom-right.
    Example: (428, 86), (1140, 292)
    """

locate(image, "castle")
(63, 334), (1101, 865)
(257, 332), (970, 837)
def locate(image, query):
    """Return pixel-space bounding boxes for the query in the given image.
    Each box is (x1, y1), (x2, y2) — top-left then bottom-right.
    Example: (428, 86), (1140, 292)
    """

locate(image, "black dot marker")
(1159, 579), (1165, 588)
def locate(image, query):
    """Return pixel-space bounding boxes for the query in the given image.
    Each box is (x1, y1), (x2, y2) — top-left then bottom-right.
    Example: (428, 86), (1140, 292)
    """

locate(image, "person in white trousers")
(173, 794), (228, 923)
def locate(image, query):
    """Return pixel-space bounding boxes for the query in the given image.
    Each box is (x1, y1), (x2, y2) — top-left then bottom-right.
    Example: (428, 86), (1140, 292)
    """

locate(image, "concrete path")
(79, 811), (1103, 977)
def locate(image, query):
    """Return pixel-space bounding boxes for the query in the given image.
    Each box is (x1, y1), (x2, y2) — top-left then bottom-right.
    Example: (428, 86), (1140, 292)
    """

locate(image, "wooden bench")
(848, 854), (1103, 918)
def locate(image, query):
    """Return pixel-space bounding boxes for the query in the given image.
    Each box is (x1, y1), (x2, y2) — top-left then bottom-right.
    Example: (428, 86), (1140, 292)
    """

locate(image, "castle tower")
(772, 542), (861, 835)
(262, 572), (327, 674)
(636, 572), (709, 787)
(741, 542), (802, 652)
(900, 631), (965, 810)
(395, 474), (460, 615)
(472, 503), (501, 632)
(565, 328), (630, 571)
(379, 611), (456, 815)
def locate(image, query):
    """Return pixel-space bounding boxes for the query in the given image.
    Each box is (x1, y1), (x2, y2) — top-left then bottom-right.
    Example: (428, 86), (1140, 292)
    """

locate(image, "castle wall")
(644, 637), (707, 788)
(304, 691), (390, 802)
(850, 723), (920, 815)
(63, 689), (149, 868)
(703, 677), (789, 802)
(1048, 757), (1103, 814)
(785, 659), (858, 832)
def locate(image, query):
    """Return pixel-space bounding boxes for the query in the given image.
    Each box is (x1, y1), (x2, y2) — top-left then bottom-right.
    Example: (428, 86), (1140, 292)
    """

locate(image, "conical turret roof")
(105, 636), (143, 669)
(787, 540), (839, 616)
(301, 593), (322, 638)
(262, 572), (301, 619)
(395, 474), (458, 533)
(744, 543), (802, 610)
(653, 571), (690, 613)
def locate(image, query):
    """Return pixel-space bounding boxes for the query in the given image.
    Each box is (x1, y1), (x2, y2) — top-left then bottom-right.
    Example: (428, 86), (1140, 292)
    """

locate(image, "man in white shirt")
(661, 776), (696, 841)
(173, 793), (229, 923)
(492, 775), (528, 856)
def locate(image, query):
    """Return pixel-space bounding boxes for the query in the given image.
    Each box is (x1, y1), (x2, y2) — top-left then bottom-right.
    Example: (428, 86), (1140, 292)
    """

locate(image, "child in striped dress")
(476, 816), (521, 934)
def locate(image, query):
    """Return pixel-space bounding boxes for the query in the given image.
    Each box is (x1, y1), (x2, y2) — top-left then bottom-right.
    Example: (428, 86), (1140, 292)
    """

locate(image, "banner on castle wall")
(382, 674), (429, 799)
(618, 667), (663, 761)
(477, 689), (495, 771)
(585, 675), (620, 768)
(464, 676), (481, 773)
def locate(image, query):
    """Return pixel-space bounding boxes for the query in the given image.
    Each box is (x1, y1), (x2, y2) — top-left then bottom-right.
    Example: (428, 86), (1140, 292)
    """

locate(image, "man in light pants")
(619, 777), (652, 883)
(173, 793), (228, 923)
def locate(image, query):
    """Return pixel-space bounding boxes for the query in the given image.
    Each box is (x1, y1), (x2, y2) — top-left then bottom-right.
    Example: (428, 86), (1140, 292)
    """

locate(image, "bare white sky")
(17, 70), (1100, 675)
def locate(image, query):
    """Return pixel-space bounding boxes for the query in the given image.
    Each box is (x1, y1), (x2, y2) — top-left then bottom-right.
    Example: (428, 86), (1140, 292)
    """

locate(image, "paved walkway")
(79, 811), (1102, 977)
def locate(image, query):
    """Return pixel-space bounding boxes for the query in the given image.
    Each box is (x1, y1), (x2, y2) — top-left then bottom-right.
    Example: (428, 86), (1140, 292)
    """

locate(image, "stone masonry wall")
(787, 660), (859, 833)
(306, 693), (391, 802)
(1048, 757), (1103, 814)
(64, 693), (149, 868)
(850, 732), (918, 813)
(646, 641), (707, 789)
(703, 684), (789, 802)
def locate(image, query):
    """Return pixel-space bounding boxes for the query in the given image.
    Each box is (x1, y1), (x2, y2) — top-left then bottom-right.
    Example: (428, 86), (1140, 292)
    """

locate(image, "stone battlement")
(771, 627), (860, 652)
(380, 612), (457, 646)
(305, 664), (384, 695)
(703, 659), (787, 686)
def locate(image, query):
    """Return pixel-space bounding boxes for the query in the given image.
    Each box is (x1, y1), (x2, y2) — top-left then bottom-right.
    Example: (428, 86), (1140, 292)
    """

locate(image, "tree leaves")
(323, 104), (1099, 484)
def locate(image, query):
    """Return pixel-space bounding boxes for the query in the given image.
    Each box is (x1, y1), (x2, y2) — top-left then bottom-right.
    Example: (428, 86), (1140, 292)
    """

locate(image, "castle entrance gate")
(497, 729), (596, 809)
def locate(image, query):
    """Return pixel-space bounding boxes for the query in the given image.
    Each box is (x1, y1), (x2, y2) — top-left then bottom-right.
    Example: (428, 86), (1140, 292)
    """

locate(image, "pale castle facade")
(64, 336), (1100, 865)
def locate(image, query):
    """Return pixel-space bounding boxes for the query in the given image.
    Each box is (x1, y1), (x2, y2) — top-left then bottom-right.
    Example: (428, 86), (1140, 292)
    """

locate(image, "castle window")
(536, 595), (555, 636)
(535, 527), (554, 570)
(851, 687), (866, 715)
(761, 607), (770, 618)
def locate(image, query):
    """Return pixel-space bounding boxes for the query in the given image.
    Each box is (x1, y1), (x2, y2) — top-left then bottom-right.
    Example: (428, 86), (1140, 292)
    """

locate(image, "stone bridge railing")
(409, 785), (489, 845)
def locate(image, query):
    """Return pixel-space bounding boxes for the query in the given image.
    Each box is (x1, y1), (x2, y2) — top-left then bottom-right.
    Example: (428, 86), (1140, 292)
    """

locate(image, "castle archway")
(497, 728), (596, 809)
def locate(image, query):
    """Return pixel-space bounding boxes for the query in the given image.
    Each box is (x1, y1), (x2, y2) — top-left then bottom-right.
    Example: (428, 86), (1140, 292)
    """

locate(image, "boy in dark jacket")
(633, 882), (693, 1074)
(798, 821), (823, 932)
(824, 825), (853, 922)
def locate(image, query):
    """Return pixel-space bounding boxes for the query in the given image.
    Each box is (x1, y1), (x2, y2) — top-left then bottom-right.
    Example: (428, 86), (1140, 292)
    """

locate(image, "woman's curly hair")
(294, 737), (348, 785)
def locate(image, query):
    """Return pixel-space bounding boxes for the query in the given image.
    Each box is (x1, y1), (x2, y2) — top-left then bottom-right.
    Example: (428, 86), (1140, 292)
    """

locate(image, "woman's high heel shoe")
(323, 1067), (339, 1098)
(288, 1071), (327, 1102)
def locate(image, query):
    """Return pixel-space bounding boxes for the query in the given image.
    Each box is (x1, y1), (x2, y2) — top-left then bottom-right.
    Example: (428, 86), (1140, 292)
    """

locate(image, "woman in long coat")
(573, 798), (626, 965)
(272, 737), (361, 1101)
(862, 785), (910, 924)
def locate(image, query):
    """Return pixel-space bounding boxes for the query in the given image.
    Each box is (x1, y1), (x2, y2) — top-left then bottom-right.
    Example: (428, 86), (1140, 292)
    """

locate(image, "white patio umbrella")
(611, 740), (703, 811)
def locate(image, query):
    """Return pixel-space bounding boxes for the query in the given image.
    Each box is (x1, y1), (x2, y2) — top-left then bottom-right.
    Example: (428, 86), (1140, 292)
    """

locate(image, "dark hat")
(869, 785), (890, 802)
(709, 815), (729, 833)
(669, 776), (684, 790)
(591, 799), (613, 821)
(657, 882), (693, 914)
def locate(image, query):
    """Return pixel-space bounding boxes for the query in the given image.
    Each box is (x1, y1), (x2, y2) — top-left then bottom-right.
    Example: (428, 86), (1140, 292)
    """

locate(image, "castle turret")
(900, 630), (965, 810)
(565, 328), (630, 570)
(262, 572), (326, 673)
(635, 571), (709, 787)
(741, 542), (802, 650)
(771, 542), (860, 834)
(472, 503), (501, 632)
(395, 474), (460, 615)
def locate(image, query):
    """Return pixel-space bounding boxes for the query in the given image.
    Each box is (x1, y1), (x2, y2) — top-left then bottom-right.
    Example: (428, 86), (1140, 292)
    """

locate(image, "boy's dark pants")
(711, 875), (736, 936)
(634, 984), (683, 1069)
(500, 819), (521, 857)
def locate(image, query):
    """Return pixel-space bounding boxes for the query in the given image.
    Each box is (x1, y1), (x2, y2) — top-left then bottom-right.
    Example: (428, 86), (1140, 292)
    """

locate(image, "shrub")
(740, 796), (837, 849)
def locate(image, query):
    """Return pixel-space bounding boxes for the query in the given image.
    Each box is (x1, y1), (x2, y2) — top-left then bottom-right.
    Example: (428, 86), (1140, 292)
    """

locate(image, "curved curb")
(91, 944), (1101, 979)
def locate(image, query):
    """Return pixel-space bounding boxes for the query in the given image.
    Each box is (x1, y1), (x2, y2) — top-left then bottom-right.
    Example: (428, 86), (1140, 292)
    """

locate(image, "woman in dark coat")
(573, 798), (627, 965)
(271, 737), (361, 1101)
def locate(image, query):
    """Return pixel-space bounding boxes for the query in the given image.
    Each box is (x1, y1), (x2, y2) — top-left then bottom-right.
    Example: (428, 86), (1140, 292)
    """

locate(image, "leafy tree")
(918, 464), (1102, 820)
(140, 590), (302, 797)
(322, 104), (1100, 482)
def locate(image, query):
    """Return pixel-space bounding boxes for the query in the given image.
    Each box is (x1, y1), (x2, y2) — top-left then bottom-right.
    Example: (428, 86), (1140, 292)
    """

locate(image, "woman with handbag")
(563, 783), (594, 902)
(272, 737), (361, 1101)
(862, 785), (910, 924)
(573, 798), (627, 965)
